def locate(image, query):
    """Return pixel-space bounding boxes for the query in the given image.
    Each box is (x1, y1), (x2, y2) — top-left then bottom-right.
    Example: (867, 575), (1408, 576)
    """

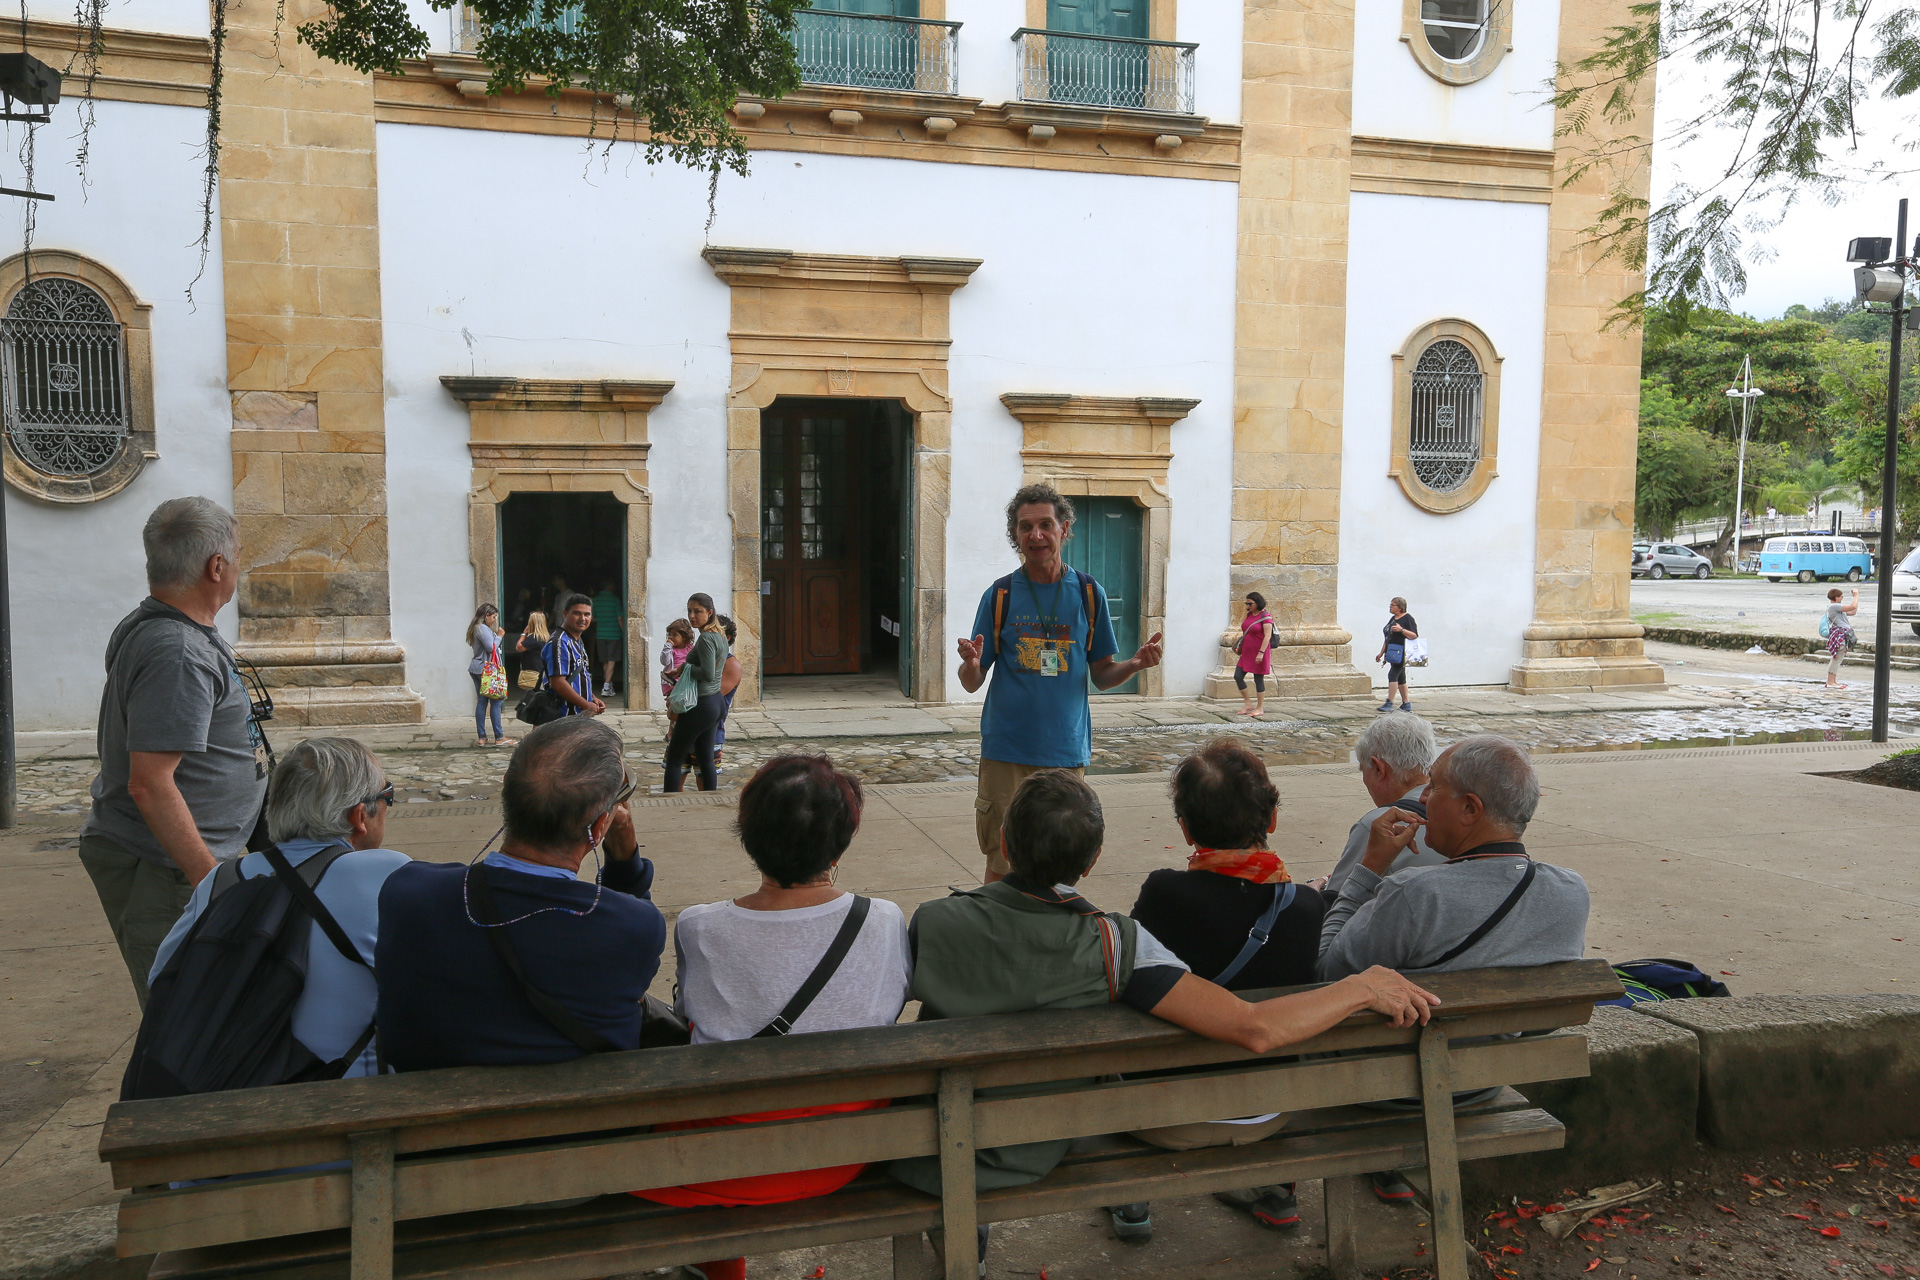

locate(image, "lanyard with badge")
(1025, 569), (1067, 677)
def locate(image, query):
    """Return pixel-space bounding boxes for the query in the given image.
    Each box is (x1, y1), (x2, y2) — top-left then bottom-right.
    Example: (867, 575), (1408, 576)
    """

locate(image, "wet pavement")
(14, 641), (1920, 814)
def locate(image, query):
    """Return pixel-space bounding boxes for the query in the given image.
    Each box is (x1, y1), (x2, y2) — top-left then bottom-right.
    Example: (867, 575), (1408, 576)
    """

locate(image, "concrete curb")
(1633, 994), (1920, 1150)
(0, 1207), (147, 1280)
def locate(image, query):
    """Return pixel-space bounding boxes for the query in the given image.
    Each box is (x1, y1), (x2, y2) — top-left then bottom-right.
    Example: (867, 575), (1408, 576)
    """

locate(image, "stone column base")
(1200, 627), (1372, 700)
(237, 642), (426, 727)
(1507, 621), (1667, 693)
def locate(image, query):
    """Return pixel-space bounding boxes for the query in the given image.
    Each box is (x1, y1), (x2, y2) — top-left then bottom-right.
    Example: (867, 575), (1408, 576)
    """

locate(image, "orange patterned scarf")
(1187, 847), (1290, 884)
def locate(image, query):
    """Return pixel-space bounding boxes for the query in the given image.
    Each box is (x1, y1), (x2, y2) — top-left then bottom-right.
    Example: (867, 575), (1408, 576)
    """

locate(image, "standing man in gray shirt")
(80, 497), (268, 1006)
(1315, 713), (1447, 898)
(1317, 734), (1588, 979)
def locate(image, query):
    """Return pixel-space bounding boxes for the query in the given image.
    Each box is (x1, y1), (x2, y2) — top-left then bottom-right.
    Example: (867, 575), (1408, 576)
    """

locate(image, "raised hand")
(956, 634), (985, 665)
(1360, 805), (1425, 873)
(1134, 631), (1164, 669)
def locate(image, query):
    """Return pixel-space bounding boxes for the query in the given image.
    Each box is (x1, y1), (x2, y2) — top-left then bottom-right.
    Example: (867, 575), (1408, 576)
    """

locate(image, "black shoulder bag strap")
(260, 843), (381, 1073)
(465, 861), (619, 1055)
(752, 895), (872, 1038)
(1429, 859), (1537, 968)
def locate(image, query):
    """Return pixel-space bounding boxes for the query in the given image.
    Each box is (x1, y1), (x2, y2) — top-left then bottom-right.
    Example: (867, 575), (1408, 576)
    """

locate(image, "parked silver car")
(1632, 542), (1713, 579)
(1891, 547), (1920, 637)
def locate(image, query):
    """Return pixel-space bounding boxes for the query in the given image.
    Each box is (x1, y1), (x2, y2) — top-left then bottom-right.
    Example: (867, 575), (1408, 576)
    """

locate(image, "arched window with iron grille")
(2, 277), (130, 479)
(1407, 338), (1483, 494)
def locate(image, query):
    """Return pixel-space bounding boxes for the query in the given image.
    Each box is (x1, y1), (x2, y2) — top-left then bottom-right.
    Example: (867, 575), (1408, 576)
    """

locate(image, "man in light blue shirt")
(151, 738), (408, 1078)
(957, 483), (1163, 883)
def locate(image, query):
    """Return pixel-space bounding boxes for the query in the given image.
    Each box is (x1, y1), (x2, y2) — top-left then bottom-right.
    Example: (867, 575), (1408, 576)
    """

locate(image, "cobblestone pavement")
(14, 655), (1920, 814)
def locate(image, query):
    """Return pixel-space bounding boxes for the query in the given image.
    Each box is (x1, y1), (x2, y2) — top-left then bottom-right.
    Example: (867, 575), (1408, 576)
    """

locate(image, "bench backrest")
(102, 960), (1619, 1258)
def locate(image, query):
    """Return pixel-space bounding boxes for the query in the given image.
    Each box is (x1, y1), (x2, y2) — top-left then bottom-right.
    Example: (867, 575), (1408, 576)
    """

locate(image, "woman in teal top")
(663, 593), (730, 792)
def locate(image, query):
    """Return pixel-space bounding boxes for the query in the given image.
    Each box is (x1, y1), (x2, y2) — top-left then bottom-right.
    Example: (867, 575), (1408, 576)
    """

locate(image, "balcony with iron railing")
(1011, 28), (1196, 115)
(451, 3), (583, 54)
(793, 9), (960, 96)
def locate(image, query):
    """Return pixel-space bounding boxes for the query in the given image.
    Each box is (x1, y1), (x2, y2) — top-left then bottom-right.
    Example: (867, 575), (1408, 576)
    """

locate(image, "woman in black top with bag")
(1374, 596), (1418, 713)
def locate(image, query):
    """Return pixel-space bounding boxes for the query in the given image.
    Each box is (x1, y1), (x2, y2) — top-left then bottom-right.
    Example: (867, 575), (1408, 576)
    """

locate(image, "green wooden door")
(1047, 0), (1145, 35)
(1044, 0), (1148, 107)
(799, 0), (920, 89)
(1064, 497), (1143, 695)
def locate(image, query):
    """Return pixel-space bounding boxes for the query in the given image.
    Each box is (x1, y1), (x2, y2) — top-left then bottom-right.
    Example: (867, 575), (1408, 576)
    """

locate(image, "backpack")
(121, 844), (376, 1100)
(989, 568), (1105, 657)
(1597, 958), (1732, 1008)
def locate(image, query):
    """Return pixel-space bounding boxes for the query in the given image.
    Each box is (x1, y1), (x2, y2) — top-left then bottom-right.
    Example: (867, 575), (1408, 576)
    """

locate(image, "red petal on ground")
(1876, 1265), (1898, 1277)
(1787, 1213), (1813, 1220)
(1741, 1174), (1764, 1186)
(1584, 1262), (1601, 1273)
(809, 1271), (825, 1279)
(1545, 1204), (1566, 1213)
(1721, 970), (1735, 975)
(1610, 1214), (1631, 1225)
(1499, 1245), (1523, 1255)
(1867, 1220), (1890, 1229)
(1577, 1232), (1604, 1243)
(1716, 1205), (1740, 1215)
(1909, 1155), (1920, 1168)
(1814, 1226), (1843, 1238)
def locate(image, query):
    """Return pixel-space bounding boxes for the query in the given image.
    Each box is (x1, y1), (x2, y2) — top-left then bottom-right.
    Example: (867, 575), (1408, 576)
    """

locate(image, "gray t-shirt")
(1317, 850), (1589, 979)
(83, 599), (268, 866)
(1826, 602), (1852, 636)
(1322, 785), (1447, 898)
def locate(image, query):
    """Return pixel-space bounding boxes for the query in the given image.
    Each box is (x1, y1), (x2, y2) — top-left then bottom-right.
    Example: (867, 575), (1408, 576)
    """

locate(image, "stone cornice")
(25, 21), (212, 107)
(439, 377), (674, 411)
(1000, 393), (1200, 429)
(703, 248), (982, 294)
(1351, 136), (1556, 205)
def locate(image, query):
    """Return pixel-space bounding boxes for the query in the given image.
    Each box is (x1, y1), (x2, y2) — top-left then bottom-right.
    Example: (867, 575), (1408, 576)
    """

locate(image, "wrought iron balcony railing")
(1012, 28), (1196, 115)
(451, 3), (583, 55)
(793, 9), (960, 96)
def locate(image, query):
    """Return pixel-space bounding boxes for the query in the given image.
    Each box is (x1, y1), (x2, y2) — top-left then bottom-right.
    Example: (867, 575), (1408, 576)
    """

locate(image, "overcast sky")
(1650, 54), (1919, 321)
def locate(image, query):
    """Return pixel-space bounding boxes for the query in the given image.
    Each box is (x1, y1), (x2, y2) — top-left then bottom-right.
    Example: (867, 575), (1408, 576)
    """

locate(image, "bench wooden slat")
(118, 1034), (1588, 1257)
(108, 995), (1606, 1190)
(147, 1105), (1565, 1280)
(1417, 1022), (1469, 1280)
(101, 961), (1621, 1168)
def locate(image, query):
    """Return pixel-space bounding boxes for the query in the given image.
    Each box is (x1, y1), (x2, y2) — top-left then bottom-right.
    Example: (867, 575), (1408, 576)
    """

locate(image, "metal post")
(0, 471), (12, 828)
(1873, 199), (1908, 743)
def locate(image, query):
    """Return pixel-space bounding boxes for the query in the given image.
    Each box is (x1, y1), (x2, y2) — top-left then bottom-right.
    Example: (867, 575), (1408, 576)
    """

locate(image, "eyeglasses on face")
(366, 783), (396, 811)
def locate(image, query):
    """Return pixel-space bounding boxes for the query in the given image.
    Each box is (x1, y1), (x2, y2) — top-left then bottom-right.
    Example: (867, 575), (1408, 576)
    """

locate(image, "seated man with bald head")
(1317, 734), (1589, 980)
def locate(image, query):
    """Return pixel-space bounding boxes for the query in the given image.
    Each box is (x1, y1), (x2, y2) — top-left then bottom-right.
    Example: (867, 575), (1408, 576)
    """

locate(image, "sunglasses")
(612, 770), (637, 807)
(366, 783), (396, 811)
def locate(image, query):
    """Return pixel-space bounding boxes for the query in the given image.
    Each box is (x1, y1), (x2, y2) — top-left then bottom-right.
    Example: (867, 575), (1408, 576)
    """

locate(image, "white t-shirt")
(673, 893), (913, 1045)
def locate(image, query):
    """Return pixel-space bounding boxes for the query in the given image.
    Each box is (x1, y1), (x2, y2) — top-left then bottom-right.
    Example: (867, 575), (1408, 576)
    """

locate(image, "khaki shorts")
(1129, 1111), (1291, 1152)
(975, 759), (1087, 875)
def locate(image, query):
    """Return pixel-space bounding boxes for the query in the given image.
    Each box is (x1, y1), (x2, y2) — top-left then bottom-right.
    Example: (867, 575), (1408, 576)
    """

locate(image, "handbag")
(1384, 642), (1405, 665)
(516, 667), (538, 691)
(1405, 635), (1429, 667)
(667, 664), (700, 714)
(515, 687), (564, 726)
(479, 652), (508, 701)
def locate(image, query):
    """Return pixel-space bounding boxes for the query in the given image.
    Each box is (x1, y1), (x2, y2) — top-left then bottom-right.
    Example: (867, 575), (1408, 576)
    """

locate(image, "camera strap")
(466, 861), (619, 1055)
(753, 895), (872, 1038)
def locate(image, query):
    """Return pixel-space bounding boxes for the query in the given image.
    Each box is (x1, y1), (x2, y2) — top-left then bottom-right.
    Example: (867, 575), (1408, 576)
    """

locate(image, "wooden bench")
(100, 960), (1622, 1280)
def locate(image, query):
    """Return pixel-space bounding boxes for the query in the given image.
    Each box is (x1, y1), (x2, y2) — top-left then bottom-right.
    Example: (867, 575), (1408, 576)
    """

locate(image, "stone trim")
(1400, 0), (1510, 86)
(1350, 136), (1553, 204)
(1002, 393), (1199, 699)
(1389, 317), (1502, 514)
(19, 21), (211, 108)
(0, 251), (155, 505)
(373, 61), (1240, 181)
(443, 377), (669, 712)
(706, 247), (977, 707)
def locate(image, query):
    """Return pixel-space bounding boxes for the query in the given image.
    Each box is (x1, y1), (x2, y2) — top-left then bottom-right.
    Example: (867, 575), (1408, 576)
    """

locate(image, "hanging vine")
(64, 0), (108, 198)
(186, 0), (228, 309)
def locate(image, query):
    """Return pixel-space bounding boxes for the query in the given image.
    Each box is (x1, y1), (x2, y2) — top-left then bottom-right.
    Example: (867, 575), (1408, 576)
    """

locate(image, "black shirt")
(1384, 613), (1417, 653)
(1130, 870), (1326, 991)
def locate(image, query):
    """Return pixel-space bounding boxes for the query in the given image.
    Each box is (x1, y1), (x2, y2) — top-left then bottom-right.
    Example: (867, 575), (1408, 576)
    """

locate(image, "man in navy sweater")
(376, 717), (662, 1068)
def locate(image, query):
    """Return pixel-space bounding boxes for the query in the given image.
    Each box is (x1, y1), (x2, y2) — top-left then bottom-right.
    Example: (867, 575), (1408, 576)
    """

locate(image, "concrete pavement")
(1634, 575), (1914, 638)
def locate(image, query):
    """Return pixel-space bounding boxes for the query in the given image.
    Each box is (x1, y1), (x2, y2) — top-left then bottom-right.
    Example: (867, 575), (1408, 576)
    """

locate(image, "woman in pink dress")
(1235, 592), (1274, 718)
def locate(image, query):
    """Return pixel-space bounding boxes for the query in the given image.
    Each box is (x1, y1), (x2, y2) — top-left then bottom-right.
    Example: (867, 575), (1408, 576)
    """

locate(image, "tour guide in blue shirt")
(959, 482), (1164, 883)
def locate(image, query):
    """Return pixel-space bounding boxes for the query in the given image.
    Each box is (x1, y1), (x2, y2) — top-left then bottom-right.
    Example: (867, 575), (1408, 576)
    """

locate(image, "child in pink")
(659, 619), (695, 726)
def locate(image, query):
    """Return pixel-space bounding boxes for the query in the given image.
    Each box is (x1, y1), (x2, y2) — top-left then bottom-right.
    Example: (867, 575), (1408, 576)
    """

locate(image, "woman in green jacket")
(663, 593), (730, 792)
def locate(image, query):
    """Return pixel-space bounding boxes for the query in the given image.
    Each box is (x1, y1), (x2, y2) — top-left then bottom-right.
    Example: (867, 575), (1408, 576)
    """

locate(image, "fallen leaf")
(1499, 1245), (1523, 1255)
(808, 1270), (824, 1279)
(1849, 1203), (1865, 1215)
(1867, 1219), (1890, 1229)
(1720, 970), (1736, 975)
(1787, 1213), (1813, 1220)
(1876, 1266), (1898, 1278)
(1740, 1174), (1764, 1187)
(1910, 1155), (1920, 1169)
(1833, 1163), (1858, 1170)
(1716, 1205), (1740, 1216)
(1813, 1225), (1843, 1238)
(1584, 1263), (1601, 1273)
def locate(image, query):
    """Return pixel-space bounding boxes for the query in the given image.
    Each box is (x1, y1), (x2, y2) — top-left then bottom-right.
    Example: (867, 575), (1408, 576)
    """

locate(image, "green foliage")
(1555, 1), (1920, 320)
(299, 0), (809, 174)
(1825, 338), (1920, 533)
(1641, 312), (1831, 442)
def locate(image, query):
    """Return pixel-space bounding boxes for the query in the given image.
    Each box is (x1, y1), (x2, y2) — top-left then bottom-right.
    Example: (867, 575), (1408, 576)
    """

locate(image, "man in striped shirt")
(543, 594), (604, 717)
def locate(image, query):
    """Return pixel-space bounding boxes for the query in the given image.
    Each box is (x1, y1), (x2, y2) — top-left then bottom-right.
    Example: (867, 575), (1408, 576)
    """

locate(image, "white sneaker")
(598, 683), (614, 698)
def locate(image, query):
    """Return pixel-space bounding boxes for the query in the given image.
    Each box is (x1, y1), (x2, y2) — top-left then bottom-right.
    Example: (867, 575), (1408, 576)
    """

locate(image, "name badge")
(1040, 647), (1062, 677)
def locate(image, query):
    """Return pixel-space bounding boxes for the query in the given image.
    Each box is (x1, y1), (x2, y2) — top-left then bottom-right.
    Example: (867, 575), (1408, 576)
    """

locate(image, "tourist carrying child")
(662, 594), (729, 792)
(1235, 592), (1274, 718)
(659, 618), (695, 729)
(1823, 587), (1859, 690)
(466, 603), (510, 747)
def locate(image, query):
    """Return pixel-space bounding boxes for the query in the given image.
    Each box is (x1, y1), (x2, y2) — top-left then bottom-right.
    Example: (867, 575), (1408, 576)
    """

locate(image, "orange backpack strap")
(993, 585), (1008, 647)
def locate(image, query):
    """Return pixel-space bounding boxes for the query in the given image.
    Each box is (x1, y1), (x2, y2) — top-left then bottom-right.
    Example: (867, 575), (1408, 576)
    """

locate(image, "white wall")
(1351, 0), (1560, 150)
(33, 0), (206, 36)
(1, 100), (231, 731)
(377, 123), (1237, 716)
(1337, 191), (1547, 688)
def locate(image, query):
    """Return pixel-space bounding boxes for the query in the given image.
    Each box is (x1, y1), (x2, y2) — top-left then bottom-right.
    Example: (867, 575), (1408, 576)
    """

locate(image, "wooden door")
(1064, 497), (1143, 694)
(762, 406), (864, 675)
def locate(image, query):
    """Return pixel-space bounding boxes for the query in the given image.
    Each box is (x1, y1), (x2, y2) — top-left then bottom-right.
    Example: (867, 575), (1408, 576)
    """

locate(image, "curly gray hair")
(1004, 482), (1075, 549)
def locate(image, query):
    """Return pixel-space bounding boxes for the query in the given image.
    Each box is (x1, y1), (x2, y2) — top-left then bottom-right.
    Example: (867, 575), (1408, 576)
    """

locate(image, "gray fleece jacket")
(1322, 785), (1447, 898)
(1316, 846), (1589, 979)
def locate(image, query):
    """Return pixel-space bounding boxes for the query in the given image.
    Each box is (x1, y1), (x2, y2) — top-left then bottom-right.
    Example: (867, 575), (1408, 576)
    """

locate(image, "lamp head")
(1848, 236), (1894, 264)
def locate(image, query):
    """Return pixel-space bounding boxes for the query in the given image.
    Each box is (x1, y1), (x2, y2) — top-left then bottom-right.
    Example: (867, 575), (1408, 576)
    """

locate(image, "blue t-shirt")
(971, 567), (1118, 768)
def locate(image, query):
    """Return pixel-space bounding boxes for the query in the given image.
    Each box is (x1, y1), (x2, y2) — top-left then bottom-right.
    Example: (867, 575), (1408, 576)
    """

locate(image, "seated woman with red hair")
(632, 754), (910, 1280)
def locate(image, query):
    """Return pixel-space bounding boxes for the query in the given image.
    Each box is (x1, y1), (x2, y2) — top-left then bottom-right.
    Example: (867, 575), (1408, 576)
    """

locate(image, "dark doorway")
(761, 398), (912, 686)
(498, 492), (627, 686)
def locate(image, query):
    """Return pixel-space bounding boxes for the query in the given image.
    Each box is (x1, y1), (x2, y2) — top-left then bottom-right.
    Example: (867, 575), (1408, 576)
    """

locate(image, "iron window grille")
(793, 10), (960, 95)
(1407, 338), (1483, 493)
(451, 2), (583, 54)
(1420, 0), (1488, 62)
(1012, 28), (1196, 114)
(1, 277), (130, 478)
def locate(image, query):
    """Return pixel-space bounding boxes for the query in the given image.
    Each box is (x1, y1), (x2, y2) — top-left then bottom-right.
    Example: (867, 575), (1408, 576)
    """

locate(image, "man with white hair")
(1317, 733), (1589, 980)
(81, 497), (269, 1006)
(1316, 714), (1446, 899)
(147, 739), (408, 1078)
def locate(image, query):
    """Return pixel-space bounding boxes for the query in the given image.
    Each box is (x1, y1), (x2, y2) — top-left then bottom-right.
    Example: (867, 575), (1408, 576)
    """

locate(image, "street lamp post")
(1846, 199), (1911, 743)
(1725, 355), (1764, 576)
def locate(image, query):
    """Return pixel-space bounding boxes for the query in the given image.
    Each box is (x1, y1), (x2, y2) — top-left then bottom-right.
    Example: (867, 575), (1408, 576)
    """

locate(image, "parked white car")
(1891, 547), (1920, 637)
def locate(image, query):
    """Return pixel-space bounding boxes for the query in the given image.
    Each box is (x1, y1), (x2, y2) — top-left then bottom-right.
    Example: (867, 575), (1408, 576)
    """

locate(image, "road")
(1633, 576), (1920, 639)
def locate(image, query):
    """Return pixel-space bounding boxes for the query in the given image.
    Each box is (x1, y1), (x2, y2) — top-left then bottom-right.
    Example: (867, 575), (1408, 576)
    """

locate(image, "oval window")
(1408, 338), (1484, 493)
(1421, 0), (1487, 63)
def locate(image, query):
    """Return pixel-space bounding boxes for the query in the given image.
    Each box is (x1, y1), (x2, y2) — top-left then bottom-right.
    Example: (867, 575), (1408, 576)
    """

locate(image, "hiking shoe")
(1377, 700), (1396, 711)
(1108, 1202), (1153, 1242)
(1370, 1170), (1418, 1203)
(1213, 1185), (1300, 1231)
(1400, 701), (1413, 711)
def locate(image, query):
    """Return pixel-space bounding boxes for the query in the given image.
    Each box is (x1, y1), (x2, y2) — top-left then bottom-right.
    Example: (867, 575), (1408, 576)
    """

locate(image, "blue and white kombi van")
(1759, 536), (1874, 582)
